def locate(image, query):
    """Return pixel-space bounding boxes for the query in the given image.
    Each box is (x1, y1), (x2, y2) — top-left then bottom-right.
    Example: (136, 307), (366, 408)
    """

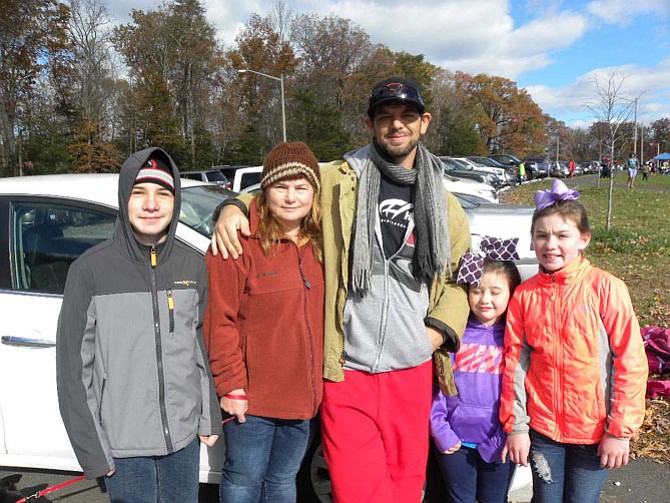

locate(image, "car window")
(180, 185), (236, 237)
(181, 173), (204, 181)
(11, 202), (116, 294)
(204, 171), (228, 183)
(239, 171), (261, 191)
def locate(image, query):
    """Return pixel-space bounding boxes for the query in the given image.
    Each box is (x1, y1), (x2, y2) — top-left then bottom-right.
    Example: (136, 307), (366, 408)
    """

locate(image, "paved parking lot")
(3, 457), (670, 502)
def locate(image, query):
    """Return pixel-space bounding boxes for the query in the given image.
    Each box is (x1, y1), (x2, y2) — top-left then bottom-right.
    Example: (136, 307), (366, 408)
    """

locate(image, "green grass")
(501, 172), (670, 328)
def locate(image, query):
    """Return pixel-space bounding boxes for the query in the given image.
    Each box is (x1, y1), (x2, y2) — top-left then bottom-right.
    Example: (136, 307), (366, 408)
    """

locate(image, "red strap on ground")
(15, 474), (86, 502)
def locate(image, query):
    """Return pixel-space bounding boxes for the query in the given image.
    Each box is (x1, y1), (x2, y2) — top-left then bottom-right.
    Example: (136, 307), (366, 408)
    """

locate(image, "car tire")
(297, 422), (332, 503)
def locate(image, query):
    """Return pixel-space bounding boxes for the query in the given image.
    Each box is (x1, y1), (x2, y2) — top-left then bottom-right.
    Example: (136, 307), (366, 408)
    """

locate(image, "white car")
(230, 165), (262, 192)
(0, 174), (231, 485)
(442, 173), (499, 203)
(0, 174), (533, 501)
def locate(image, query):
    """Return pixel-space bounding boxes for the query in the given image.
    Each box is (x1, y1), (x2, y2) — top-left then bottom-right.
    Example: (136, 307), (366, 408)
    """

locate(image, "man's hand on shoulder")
(210, 204), (249, 259)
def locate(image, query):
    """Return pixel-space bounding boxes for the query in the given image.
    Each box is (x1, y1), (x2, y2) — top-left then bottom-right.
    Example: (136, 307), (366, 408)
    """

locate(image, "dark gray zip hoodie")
(56, 148), (221, 479)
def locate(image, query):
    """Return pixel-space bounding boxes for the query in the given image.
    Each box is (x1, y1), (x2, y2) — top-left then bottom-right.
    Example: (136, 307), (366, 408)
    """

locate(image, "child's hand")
(502, 432), (530, 466)
(598, 432), (630, 468)
(199, 434), (219, 447)
(443, 442), (462, 455)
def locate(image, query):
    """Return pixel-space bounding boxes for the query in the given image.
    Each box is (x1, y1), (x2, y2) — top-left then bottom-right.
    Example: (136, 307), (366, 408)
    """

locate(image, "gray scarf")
(350, 141), (451, 296)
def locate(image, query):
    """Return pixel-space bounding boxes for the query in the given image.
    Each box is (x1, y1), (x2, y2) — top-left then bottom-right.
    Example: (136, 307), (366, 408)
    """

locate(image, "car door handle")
(1, 335), (56, 348)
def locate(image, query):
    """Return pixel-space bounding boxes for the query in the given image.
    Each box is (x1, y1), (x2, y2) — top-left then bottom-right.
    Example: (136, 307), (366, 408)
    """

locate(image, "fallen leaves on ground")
(632, 396), (670, 464)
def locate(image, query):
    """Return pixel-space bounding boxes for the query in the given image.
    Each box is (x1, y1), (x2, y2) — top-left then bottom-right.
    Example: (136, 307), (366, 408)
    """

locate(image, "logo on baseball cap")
(367, 77), (425, 117)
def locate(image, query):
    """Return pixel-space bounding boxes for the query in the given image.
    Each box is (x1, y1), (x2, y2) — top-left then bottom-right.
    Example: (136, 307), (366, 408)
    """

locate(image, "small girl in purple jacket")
(430, 238), (521, 503)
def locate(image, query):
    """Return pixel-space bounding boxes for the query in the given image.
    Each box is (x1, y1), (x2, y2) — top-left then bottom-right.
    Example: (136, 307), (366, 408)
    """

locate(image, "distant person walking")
(627, 153), (639, 188)
(518, 161), (526, 184)
(641, 162), (649, 181)
(568, 160), (575, 178)
(600, 157), (611, 179)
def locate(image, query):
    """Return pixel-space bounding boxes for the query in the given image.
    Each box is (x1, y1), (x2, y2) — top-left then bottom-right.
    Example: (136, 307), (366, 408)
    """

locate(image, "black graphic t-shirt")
(378, 175), (414, 258)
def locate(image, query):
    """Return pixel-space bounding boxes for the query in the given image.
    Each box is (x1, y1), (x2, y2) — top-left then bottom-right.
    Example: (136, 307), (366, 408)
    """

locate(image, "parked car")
(489, 153), (528, 178)
(180, 169), (231, 188)
(450, 157), (503, 186)
(215, 164), (250, 183)
(442, 174), (499, 203)
(523, 156), (553, 180)
(230, 165), (263, 192)
(440, 156), (502, 189)
(552, 160), (571, 178)
(0, 173), (534, 501)
(454, 157), (509, 186)
(467, 156), (517, 185)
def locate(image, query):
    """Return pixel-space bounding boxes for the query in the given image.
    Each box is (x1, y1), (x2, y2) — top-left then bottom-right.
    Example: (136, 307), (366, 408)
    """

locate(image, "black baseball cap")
(367, 77), (425, 117)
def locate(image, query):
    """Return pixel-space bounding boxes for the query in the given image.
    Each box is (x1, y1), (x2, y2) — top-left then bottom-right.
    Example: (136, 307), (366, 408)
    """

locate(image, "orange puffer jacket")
(500, 256), (648, 444)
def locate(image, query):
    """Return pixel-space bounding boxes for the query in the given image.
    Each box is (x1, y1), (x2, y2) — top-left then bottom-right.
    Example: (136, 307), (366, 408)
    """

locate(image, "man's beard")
(377, 136), (419, 163)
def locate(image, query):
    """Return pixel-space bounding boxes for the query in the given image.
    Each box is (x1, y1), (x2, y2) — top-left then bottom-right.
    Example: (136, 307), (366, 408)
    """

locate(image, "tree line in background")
(1, 0), (669, 178)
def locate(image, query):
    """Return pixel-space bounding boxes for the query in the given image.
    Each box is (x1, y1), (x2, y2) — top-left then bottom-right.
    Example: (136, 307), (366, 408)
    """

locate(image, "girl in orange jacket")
(500, 179), (648, 503)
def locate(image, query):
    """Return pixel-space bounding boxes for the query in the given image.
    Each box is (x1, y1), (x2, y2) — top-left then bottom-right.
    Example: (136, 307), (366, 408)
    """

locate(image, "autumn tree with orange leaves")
(454, 72), (546, 158)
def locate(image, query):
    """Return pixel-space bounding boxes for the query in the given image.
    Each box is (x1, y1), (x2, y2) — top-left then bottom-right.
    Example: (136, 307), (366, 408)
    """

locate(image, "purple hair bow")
(534, 179), (580, 211)
(456, 236), (520, 286)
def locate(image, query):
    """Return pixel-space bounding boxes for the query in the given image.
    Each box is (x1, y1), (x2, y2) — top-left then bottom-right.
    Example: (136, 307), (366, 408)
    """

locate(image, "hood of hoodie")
(343, 144), (371, 178)
(113, 147), (181, 263)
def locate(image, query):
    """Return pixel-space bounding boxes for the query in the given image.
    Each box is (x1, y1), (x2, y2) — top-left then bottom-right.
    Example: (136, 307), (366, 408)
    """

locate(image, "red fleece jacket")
(204, 200), (324, 420)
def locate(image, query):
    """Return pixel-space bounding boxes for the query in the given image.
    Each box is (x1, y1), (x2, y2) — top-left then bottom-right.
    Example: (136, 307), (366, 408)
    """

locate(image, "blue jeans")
(219, 415), (310, 503)
(529, 429), (609, 503)
(104, 436), (200, 503)
(436, 446), (516, 503)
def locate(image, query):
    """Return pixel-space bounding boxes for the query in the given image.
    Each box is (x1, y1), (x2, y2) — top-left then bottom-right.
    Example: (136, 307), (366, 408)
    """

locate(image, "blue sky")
(108, 0), (670, 128)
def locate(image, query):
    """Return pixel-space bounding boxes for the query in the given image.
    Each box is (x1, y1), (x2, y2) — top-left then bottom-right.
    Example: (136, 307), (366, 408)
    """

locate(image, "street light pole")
(238, 69), (287, 142)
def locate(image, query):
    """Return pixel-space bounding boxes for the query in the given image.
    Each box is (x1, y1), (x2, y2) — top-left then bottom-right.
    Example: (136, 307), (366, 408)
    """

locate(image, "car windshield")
(451, 158), (473, 170)
(180, 184), (236, 237)
(481, 158), (505, 168)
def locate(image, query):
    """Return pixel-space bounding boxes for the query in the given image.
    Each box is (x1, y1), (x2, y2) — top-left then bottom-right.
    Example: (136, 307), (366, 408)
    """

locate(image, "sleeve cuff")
(425, 317), (460, 352)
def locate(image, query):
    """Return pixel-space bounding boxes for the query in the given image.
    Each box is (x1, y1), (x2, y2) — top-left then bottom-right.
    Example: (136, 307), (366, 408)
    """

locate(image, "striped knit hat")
(260, 142), (320, 192)
(135, 157), (174, 192)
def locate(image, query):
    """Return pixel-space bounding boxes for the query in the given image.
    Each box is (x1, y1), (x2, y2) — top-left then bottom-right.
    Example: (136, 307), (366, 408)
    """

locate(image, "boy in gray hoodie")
(56, 148), (221, 502)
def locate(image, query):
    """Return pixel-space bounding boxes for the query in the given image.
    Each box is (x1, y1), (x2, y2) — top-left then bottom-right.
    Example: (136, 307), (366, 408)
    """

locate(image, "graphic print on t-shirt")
(378, 176), (414, 258)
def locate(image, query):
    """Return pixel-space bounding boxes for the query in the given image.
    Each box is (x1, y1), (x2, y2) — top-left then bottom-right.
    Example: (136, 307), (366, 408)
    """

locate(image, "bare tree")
(270, 1), (293, 44)
(585, 72), (635, 230)
(68, 0), (112, 125)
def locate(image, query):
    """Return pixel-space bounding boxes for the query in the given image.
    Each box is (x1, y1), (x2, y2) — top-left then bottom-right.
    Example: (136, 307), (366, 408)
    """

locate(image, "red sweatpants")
(320, 361), (433, 503)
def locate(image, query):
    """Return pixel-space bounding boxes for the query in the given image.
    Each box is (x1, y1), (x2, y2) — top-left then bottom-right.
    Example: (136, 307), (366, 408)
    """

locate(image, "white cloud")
(100, 0), (669, 125)
(301, 1), (587, 80)
(103, 1), (587, 79)
(525, 57), (670, 126)
(587, 0), (670, 26)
